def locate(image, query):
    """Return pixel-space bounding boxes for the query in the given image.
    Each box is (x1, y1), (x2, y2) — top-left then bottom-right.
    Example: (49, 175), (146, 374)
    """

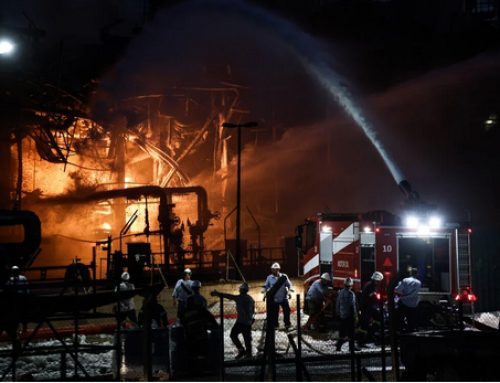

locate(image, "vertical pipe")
(143, 297), (152, 381)
(16, 131), (22, 209)
(380, 299), (387, 382)
(106, 235), (112, 280)
(350, 326), (355, 382)
(116, 283), (122, 382)
(61, 351), (66, 380)
(220, 295), (225, 381)
(235, 125), (242, 268)
(0, 125), (12, 209)
(74, 285), (79, 378)
(296, 294), (302, 382)
(357, 355), (362, 382)
(93, 246), (97, 315)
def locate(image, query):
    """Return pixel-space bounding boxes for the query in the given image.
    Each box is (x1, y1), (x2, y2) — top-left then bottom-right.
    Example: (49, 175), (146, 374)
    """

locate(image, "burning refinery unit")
(0, 81), (274, 285)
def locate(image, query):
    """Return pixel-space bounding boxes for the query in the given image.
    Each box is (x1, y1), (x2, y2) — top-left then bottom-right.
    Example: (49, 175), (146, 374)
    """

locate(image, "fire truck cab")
(297, 210), (473, 304)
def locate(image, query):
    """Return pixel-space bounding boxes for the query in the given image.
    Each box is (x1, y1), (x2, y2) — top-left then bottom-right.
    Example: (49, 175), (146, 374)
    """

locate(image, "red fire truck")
(296, 181), (473, 305)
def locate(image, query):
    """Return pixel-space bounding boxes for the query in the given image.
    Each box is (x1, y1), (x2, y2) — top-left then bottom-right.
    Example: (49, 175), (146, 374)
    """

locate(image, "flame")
(100, 223), (112, 231)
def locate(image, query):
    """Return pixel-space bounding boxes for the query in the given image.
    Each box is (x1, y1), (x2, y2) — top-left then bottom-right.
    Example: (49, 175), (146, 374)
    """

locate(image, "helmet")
(320, 273), (331, 282)
(239, 282), (250, 291)
(192, 280), (201, 288)
(183, 268), (192, 275)
(344, 277), (353, 287)
(271, 263), (280, 269)
(371, 271), (384, 281)
(121, 272), (130, 281)
(12, 266), (19, 270)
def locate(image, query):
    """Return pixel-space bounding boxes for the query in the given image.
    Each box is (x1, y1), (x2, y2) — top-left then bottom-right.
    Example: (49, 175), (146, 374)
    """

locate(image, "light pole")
(222, 121), (258, 269)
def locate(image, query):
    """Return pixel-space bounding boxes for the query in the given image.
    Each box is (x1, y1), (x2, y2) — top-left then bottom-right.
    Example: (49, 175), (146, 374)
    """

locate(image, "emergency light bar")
(404, 215), (442, 229)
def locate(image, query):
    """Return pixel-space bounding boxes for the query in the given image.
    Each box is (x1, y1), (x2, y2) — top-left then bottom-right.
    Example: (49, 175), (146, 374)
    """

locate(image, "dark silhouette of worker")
(115, 272), (138, 328)
(336, 277), (360, 352)
(172, 268), (193, 319)
(2, 266), (29, 352)
(138, 295), (168, 328)
(188, 280), (207, 308)
(305, 273), (332, 332)
(211, 282), (255, 359)
(6, 266), (30, 332)
(358, 271), (384, 345)
(179, 293), (218, 372)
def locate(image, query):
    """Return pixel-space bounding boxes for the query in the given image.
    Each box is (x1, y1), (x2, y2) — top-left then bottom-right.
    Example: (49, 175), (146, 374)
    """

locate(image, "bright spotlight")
(429, 217), (442, 228)
(322, 226), (332, 232)
(364, 226), (372, 233)
(406, 216), (419, 228)
(0, 40), (14, 54)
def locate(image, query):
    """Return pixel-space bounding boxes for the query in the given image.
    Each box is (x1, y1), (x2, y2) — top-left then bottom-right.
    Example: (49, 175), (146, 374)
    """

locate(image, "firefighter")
(187, 280), (207, 309)
(138, 294), (168, 328)
(395, 267), (421, 333)
(179, 291), (218, 372)
(335, 277), (360, 352)
(358, 271), (384, 345)
(262, 263), (293, 330)
(6, 266), (30, 332)
(115, 271), (138, 328)
(172, 268), (193, 319)
(305, 272), (332, 332)
(211, 282), (255, 359)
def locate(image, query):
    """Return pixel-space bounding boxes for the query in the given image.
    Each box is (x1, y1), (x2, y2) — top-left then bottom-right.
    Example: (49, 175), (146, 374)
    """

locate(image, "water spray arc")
(167, 0), (417, 200)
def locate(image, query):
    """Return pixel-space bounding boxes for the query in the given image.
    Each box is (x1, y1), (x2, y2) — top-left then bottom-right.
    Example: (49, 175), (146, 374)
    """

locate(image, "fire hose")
(300, 293), (336, 332)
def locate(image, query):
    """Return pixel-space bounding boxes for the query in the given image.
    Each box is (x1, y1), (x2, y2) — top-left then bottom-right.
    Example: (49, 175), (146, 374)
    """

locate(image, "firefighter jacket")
(262, 273), (292, 303)
(220, 293), (255, 326)
(306, 279), (328, 305)
(6, 275), (30, 294)
(172, 278), (193, 302)
(361, 280), (378, 309)
(336, 288), (358, 319)
(115, 281), (136, 312)
(395, 276), (421, 308)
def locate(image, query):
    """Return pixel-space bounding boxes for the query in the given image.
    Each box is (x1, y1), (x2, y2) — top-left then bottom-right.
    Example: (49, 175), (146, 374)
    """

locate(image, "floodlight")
(0, 40), (14, 54)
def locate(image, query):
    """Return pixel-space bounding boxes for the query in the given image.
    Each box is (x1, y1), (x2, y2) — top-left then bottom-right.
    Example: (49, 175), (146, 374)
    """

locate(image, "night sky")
(2, 0), (500, 235)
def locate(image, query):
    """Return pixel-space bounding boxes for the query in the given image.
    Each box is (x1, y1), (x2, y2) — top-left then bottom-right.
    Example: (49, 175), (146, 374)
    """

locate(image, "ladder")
(457, 233), (471, 288)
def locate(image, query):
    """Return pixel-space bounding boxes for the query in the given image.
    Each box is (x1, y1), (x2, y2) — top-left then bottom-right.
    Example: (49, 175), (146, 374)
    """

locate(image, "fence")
(1, 276), (497, 381)
(0, 280), (122, 381)
(95, 246), (295, 286)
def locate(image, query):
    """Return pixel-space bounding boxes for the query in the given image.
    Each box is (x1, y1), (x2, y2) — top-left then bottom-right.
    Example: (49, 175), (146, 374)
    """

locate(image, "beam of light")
(170, 0), (407, 187)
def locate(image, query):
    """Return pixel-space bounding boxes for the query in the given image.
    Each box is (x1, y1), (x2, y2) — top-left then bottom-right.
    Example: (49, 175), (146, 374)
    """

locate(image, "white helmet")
(320, 273), (331, 282)
(12, 266), (19, 270)
(183, 268), (192, 275)
(192, 280), (201, 288)
(371, 271), (384, 282)
(344, 277), (353, 287)
(121, 272), (130, 281)
(271, 263), (280, 269)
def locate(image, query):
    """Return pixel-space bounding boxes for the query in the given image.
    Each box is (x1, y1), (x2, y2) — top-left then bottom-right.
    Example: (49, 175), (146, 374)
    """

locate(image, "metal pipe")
(380, 298), (387, 382)
(220, 295), (225, 381)
(296, 294), (302, 381)
(246, 205), (261, 251)
(224, 207), (237, 280)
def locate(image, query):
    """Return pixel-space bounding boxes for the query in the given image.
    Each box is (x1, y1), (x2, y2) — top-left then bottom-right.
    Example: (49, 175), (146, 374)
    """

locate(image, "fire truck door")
(319, 232), (333, 263)
(361, 247), (375, 286)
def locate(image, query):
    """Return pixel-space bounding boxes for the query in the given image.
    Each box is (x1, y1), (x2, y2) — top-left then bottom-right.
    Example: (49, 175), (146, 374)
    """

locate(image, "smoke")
(93, 0), (500, 238)
(148, 0), (407, 186)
